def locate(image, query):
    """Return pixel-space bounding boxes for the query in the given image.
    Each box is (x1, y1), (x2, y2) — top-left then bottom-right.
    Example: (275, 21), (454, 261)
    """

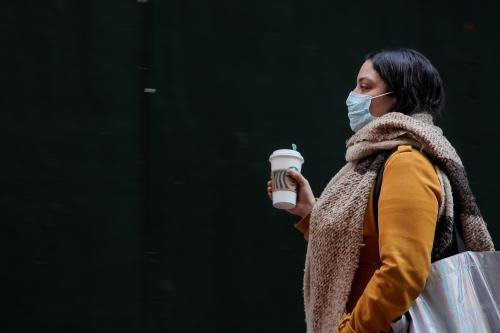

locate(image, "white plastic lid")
(269, 149), (304, 162)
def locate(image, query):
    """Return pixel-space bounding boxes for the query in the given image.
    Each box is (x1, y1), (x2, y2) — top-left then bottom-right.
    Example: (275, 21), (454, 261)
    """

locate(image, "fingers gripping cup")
(269, 148), (304, 209)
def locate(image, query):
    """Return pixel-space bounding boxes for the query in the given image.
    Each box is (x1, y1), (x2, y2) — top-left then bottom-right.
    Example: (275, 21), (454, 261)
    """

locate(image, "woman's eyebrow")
(357, 77), (374, 83)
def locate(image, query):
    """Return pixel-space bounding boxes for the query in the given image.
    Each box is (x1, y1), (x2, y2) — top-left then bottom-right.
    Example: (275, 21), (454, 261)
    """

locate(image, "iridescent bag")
(404, 250), (500, 333)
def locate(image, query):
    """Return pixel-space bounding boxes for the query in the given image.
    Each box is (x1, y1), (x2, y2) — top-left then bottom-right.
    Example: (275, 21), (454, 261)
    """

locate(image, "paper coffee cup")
(269, 149), (304, 210)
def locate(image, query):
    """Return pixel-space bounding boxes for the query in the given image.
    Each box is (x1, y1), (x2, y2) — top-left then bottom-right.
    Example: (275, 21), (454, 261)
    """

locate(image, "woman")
(266, 48), (495, 333)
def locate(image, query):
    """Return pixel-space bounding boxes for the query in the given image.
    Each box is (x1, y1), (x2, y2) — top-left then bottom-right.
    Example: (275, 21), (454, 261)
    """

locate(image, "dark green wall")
(4, 2), (144, 332)
(4, 1), (499, 332)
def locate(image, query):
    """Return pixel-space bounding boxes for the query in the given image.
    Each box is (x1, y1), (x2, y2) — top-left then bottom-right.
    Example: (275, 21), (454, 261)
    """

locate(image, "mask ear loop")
(369, 91), (395, 118)
(372, 91), (394, 99)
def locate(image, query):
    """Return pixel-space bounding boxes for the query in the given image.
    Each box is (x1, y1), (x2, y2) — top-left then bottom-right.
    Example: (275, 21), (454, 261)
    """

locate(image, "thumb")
(287, 169), (307, 187)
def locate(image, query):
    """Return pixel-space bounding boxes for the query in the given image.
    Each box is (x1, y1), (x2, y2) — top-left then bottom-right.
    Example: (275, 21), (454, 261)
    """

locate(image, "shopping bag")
(407, 250), (500, 333)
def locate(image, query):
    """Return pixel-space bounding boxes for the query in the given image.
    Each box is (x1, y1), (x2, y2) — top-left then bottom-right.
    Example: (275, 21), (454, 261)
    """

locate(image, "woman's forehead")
(357, 60), (382, 83)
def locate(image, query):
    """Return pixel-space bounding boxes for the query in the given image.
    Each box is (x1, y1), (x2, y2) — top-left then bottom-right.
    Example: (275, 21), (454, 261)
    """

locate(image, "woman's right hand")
(266, 169), (316, 218)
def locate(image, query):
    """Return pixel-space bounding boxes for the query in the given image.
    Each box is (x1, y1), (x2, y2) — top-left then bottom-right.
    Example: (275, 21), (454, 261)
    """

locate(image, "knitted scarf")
(302, 112), (495, 333)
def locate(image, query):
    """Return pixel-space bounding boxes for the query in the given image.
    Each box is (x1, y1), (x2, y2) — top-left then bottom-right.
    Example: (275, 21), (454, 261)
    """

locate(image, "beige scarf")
(302, 112), (495, 333)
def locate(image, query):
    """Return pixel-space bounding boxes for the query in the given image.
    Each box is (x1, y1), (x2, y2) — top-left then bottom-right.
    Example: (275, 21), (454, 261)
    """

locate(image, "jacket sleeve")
(339, 150), (442, 333)
(294, 213), (311, 241)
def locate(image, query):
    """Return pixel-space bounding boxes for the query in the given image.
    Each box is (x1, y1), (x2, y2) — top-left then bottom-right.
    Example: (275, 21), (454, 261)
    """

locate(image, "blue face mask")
(346, 91), (394, 132)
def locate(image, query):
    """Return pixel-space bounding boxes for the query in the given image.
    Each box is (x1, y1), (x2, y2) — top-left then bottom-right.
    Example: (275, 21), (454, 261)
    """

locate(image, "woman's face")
(353, 59), (397, 117)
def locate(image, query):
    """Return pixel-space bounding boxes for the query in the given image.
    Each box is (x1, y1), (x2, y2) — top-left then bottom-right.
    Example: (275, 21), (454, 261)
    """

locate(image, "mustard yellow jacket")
(294, 145), (442, 333)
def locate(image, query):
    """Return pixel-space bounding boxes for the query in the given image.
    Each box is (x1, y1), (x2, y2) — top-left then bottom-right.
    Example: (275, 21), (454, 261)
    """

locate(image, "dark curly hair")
(365, 48), (445, 118)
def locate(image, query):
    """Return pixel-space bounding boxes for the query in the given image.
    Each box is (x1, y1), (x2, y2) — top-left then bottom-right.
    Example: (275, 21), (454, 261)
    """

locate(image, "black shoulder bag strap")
(373, 150), (394, 233)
